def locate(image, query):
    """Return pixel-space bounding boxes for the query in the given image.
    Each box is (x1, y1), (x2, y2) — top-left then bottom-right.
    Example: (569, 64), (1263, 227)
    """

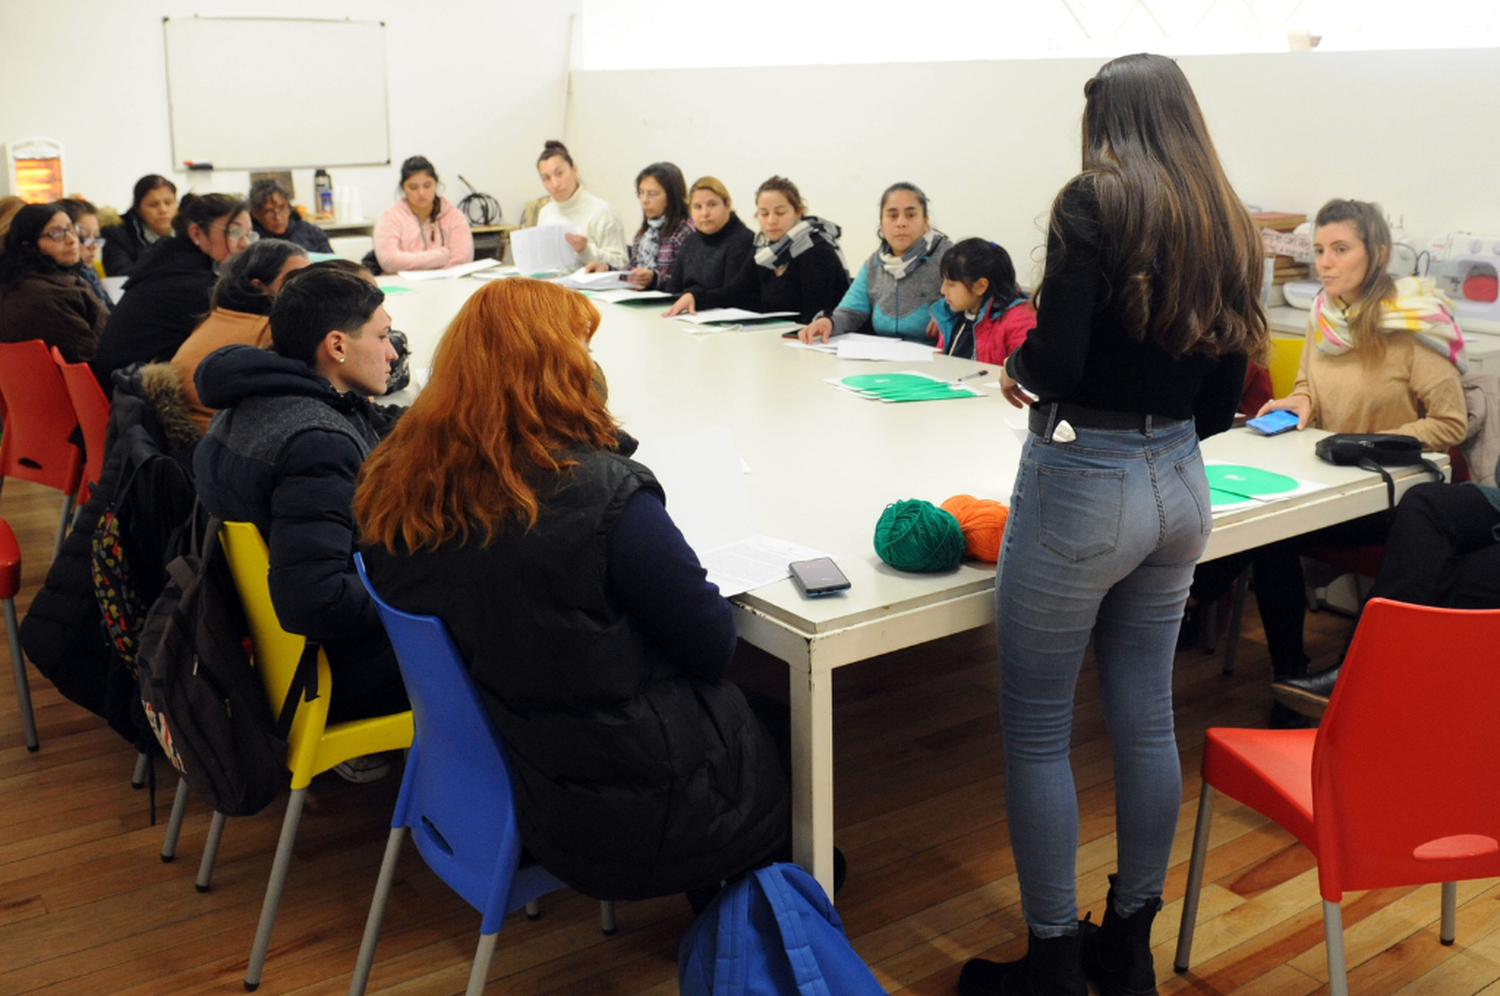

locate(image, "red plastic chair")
(52, 346), (110, 505)
(1175, 599), (1500, 996)
(0, 340), (84, 562)
(0, 518), (39, 750)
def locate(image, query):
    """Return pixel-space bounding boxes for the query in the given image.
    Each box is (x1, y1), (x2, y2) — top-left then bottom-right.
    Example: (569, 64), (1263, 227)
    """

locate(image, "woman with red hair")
(353, 278), (788, 905)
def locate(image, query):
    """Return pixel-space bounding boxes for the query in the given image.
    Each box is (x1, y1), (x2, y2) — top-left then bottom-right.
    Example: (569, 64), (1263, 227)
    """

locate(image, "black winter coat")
(93, 237), (217, 386)
(251, 214), (333, 254)
(193, 344), (407, 719)
(662, 212), (755, 298)
(360, 449), (789, 901)
(100, 212), (166, 278)
(20, 364), (201, 743)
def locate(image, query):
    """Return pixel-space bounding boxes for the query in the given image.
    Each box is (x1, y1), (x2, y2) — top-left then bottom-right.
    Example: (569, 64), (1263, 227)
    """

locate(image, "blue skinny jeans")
(995, 411), (1210, 936)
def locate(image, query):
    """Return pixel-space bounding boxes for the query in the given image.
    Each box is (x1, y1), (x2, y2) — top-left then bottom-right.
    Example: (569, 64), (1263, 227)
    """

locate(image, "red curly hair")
(354, 278), (619, 551)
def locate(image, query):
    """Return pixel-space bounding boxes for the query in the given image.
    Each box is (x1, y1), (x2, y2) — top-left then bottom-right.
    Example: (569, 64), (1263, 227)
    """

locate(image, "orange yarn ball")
(940, 494), (1009, 562)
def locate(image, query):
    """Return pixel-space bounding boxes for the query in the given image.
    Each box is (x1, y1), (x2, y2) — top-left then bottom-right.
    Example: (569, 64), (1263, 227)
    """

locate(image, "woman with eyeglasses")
(57, 198), (113, 312)
(0, 203), (108, 363)
(93, 192), (254, 386)
(248, 178), (332, 254)
(101, 174), (178, 278)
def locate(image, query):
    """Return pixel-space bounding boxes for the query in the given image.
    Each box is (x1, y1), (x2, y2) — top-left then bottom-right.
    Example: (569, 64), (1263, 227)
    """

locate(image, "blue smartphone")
(1246, 409), (1300, 436)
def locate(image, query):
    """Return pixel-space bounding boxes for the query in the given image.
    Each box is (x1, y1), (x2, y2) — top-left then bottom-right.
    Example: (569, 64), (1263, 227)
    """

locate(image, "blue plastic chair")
(349, 554), (614, 996)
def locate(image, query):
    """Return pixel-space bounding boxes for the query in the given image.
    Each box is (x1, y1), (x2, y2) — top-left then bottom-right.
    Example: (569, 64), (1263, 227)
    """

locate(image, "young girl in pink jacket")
(935, 237), (1036, 364)
(373, 155), (474, 273)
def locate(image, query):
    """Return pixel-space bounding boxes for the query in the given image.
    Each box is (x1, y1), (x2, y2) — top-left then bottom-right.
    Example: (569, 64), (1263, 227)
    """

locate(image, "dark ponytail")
(398, 155), (441, 224)
(537, 139), (574, 168)
(172, 192), (248, 239)
(941, 238), (1021, 307)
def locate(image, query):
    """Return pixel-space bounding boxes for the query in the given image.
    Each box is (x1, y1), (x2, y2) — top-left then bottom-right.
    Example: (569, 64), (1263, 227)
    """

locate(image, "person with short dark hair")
(0, 203), (107, 362)
(93, 192), (255, 385)
(372, 156), (473, 272)
(169, 239), (310, 430)
(248, 179), (332, 254)
(101, 174), (177, 277)
(193, 263), (408, 742)
(56, 197), (113, 312)
(584, 162), (694, 290)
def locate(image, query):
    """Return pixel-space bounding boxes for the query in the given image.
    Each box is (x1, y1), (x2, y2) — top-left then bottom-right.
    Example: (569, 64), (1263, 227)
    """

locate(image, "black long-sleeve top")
(1005, 179), (1246, 437)
(695, 239), (849, 325)
(663, 212), (755, 298)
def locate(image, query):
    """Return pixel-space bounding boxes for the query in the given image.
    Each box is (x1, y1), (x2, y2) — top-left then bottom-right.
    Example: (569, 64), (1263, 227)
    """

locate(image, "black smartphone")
(789, 557), (851, 596)
(1246, 409), (1300, 436)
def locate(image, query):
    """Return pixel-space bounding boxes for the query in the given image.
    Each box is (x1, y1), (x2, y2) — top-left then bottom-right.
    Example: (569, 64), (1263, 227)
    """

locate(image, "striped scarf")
(755, 216), (845, 272)
(1313, 276), (1467, 372)
(878, 229), (944, 280)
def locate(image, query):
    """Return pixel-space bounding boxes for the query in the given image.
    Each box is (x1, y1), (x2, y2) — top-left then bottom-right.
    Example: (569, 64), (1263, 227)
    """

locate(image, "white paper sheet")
(631, 424), (756, 554)
(396, 258), (502, 281)
(674, 308), (798, 325)
(552, 266), (633, 291)
(833, 333), (937, 362)
(511, 224), (578, 275)
(471, 266), (519, 281)
(700, 535), (840, 598)
(588, 288), (673, 303)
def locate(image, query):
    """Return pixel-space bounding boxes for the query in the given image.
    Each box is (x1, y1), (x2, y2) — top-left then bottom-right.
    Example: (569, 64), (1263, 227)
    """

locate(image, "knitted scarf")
(755, 216), (844, 272)
(878, 229), (944, 280)
(635, 215), (666, 272)
(1313, 276), (1467, 371)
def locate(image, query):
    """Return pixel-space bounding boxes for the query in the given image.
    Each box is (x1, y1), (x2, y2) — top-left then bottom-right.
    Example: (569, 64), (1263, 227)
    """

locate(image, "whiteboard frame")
(162, 15), (392, 172)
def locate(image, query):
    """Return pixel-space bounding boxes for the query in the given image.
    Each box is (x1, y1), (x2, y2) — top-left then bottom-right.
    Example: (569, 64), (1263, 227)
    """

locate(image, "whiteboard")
(164, 17), (390, 170)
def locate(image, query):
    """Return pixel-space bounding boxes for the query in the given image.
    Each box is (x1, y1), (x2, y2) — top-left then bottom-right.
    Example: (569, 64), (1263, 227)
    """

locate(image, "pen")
(951, 369), (989, 384)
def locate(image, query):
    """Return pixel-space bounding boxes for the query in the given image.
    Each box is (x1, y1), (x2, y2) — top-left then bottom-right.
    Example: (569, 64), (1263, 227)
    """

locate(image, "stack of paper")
(397, 258), (503, 281)
(510, 224), (578, 274)
(833, 333), (936, 362)
(552, 267), (632, 291)
(588, 288), (673, 304)
(829, 371), (985, 403)
(672, 308), (800, 333)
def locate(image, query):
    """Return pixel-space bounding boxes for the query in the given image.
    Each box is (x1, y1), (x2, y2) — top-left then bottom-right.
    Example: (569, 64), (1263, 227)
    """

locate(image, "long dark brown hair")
(1047, 53), (1267, 361)
(635, 161), (690, 242)
(1313, 198), (1394, 347)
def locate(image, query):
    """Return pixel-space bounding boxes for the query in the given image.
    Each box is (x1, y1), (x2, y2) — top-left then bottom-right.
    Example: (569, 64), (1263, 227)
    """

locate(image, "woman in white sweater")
(535, 139), (627, 270)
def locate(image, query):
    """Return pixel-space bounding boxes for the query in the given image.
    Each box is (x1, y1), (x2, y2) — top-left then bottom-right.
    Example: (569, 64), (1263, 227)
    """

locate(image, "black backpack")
(1314, 433), (1445, 507)
(135, 511), (317, 817)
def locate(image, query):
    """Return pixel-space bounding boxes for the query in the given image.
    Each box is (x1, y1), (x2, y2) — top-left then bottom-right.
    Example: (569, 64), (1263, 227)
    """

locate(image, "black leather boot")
(1080, 875), (1162, 996)
(958, 928), (1085, 995)
(1271, 663), (1340, 717)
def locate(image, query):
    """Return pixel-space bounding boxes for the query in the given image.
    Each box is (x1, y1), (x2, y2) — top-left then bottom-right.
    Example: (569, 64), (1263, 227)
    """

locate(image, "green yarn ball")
(873, 499), (966, 573)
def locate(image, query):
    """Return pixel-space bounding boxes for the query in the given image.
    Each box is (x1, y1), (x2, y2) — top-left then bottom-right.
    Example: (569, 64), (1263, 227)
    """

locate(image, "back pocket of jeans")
(1036, 465), (1126, 562)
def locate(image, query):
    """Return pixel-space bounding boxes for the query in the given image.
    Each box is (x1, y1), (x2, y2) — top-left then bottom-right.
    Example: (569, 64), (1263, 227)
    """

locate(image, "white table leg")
(789, 662), (835, 898)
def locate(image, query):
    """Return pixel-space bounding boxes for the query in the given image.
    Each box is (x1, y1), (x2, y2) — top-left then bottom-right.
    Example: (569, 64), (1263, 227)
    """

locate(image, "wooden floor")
(2, 475), (1497, 995)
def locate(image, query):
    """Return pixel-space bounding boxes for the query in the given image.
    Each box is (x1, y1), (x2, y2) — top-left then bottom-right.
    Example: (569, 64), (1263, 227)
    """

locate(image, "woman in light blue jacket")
(798, 182), (953, 344)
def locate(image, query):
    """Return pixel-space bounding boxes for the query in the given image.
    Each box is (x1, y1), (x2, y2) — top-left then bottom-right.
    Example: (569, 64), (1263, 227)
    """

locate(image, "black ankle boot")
(1271, 664), (1340, 717)
(1080, 875), (1162, 996)
(958, 928), (1085, 995)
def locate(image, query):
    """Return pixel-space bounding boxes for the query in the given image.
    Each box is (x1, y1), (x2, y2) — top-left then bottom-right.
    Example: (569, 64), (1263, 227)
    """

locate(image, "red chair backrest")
(1312, 598), (1500, 900)
(52, 346), (111, 503)
(0, 340), (84, 496)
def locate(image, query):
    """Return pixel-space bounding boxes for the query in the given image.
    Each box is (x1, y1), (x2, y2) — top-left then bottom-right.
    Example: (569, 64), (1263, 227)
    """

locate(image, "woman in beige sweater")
(1201, 199), (1467, 722)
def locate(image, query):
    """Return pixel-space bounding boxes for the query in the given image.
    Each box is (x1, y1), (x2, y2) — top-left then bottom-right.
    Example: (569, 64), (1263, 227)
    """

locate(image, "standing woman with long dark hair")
(960, 54), (1267, 996)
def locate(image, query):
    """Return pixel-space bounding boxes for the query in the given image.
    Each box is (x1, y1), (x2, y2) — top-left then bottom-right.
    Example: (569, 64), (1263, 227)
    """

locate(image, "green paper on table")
(378, 284), (416, 294)
(305, 251), (339, 262)
(1207, 464), (1299, 505)
(840, 372), (982, 403)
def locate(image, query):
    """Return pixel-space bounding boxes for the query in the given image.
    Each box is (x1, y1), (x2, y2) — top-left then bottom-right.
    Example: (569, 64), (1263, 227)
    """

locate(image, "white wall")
(565, 49), (1500, 285)
(0, 1), (578, 226)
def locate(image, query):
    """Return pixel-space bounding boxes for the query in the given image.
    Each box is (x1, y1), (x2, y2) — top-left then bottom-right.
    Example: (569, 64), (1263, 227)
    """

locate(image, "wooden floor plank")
(0, 477), (1492, 994)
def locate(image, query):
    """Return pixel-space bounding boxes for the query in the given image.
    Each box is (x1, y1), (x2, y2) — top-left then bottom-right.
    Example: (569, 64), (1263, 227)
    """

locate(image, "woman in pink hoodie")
(373, 155), (474, 273)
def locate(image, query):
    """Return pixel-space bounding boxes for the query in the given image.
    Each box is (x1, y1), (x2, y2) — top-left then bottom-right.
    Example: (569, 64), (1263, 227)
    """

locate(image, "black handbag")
(1314, 433), (1444, 507)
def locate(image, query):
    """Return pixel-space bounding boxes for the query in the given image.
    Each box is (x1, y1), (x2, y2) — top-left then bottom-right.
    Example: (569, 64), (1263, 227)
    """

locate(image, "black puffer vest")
(362, 449), (788, 900)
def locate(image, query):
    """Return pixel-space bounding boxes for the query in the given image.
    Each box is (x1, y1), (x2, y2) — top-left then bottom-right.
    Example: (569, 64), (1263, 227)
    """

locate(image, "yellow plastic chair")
(1267, 333), (1304, 399)
(207, 521), (414, 991)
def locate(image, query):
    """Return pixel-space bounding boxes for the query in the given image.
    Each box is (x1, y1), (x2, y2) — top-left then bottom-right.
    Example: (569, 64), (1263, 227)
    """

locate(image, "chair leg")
(1174, 785), (1217, 973)
(4, 597), (38, 751)
(245, 787), (307, 991)
(197, 811), (226, 893)
(1323, 899), (1349, 996)
(1441, 881), (1457, 945)
(601, 900), (616, 936)
(52, 493), (74, 564)
(524, 899), (541, 920)
(348, 827), (407, 996)
(160, 779), (191, 861)
(466, 931), (499, 996)
(131, 751), (150, 789)
(1222, 567), (1251, 676)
